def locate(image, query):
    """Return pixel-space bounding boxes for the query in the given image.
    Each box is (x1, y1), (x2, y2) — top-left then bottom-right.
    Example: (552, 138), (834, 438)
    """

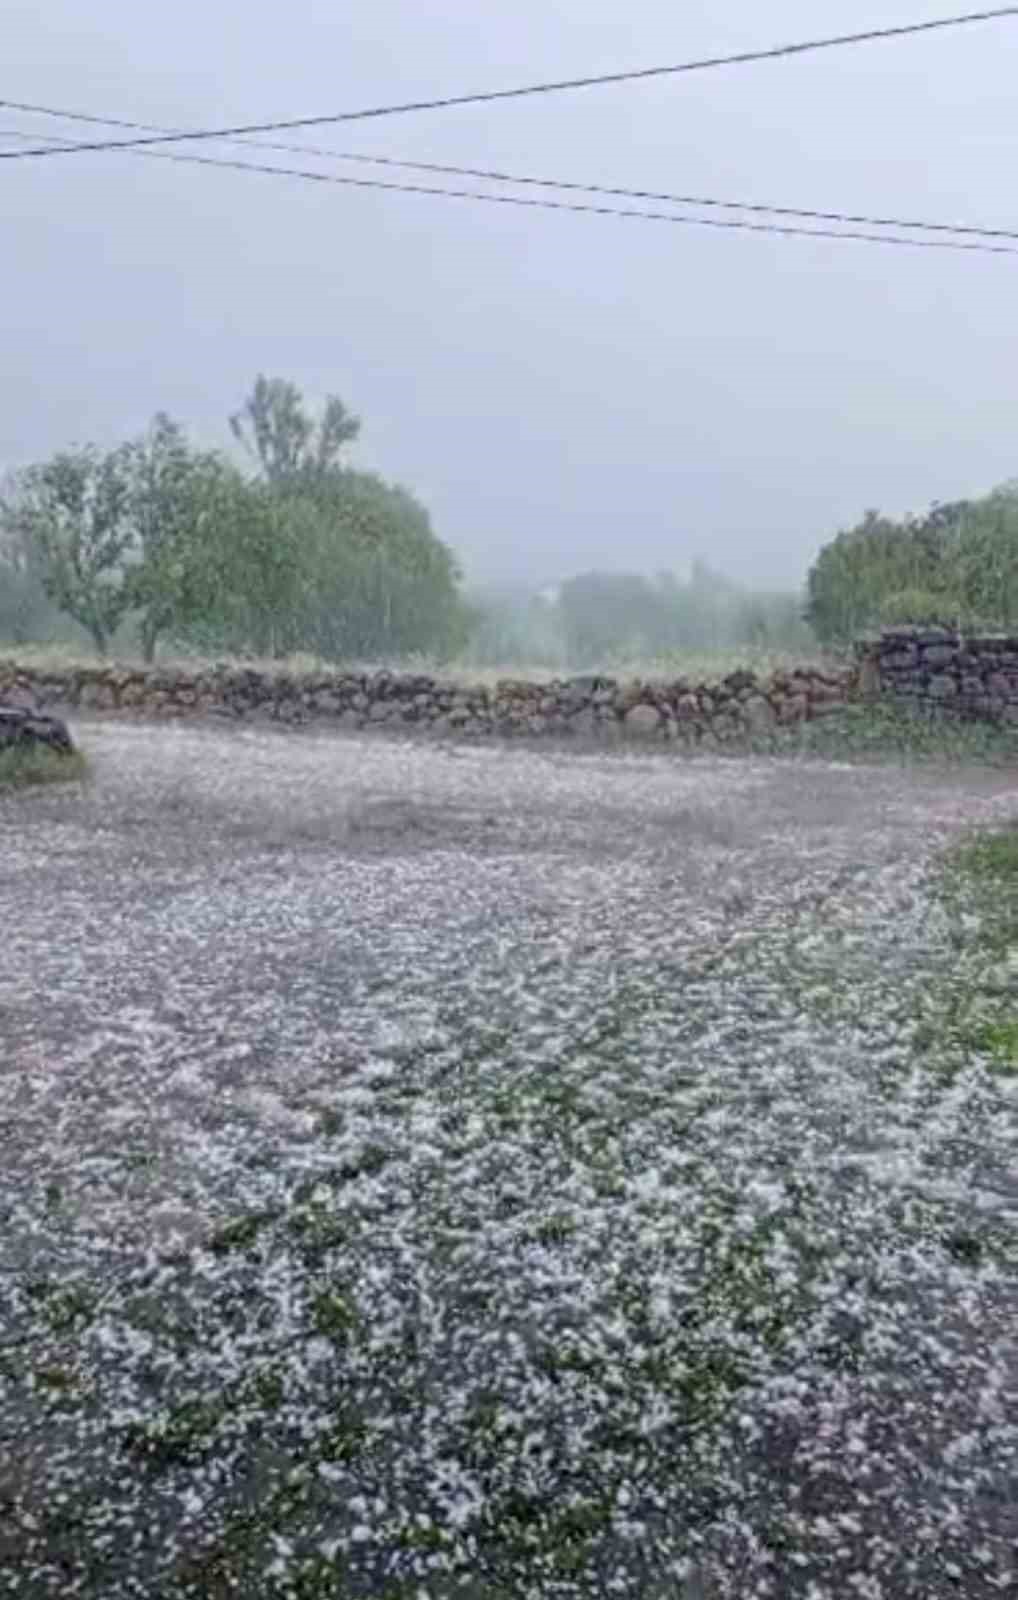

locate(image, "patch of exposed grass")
(915, 821), (1018, 1080)
(781, 703), (1018, 767)
(309, 1284), (359, 1343)
(953, 821), (1018, 882)
(958, 1017), (1018, 1072)
(25, 1279), (98, 1333)
(945, 822), (1018, 957)
(0, 743), (89, 789)
(121, 1394), (233, 1470)
(207, 1209), (280, 1257)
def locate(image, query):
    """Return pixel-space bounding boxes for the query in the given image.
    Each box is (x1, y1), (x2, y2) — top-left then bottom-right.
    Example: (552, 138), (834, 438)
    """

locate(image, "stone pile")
(0, 688), (75, 758)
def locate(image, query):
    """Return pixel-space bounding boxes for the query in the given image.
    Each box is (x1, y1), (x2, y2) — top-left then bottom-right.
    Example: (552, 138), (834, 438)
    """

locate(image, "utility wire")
(3, 99), (1018, 245)
(2, 122), (1015, 256)
(2, 7), (1017, 160)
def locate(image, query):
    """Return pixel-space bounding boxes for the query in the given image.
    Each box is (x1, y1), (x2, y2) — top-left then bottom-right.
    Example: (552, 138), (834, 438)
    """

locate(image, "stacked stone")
(866, 628), (1018, 723)
(0, 658), (857, 742)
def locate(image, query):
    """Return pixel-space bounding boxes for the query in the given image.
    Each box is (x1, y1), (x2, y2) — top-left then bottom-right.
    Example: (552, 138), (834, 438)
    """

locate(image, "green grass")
(920, 821), (1018, 1076)
(953, 822), (1018, 881)
(0, 743), (89, 789)
(964, 1018), (1018, 1070)
(946, 820), (1018, 955)
(783, 703), (1018, 766)
(3, 639), (831, 681)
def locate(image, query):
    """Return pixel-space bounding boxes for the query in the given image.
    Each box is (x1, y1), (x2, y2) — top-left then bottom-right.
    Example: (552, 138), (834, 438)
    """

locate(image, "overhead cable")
(4, 101), (1018, 246)
(1, 122), (1014, 255)
(2, 7), (1017, 160)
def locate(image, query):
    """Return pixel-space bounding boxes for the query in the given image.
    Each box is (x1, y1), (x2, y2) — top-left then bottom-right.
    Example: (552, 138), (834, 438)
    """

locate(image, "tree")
(805, 498), (1006, 643)
(277, 472), (469, 662)
(937, 486), (1018, 625)
(558, 572), (673, 664)
(0, 445), (136, 654)
(464, 583), (566, 669)
(229, 375), (360, 487)
(806, 510), (924, 643)
(124, 414), (269, 662)
(0, 476), (66, 644)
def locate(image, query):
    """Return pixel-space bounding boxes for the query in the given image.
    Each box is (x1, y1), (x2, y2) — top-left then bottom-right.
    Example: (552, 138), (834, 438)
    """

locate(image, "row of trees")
(465, 564), (811, 670)
(0, 377), (468, 662)
(14, 384), (1012, 667)
(805, 485), (1018, 643)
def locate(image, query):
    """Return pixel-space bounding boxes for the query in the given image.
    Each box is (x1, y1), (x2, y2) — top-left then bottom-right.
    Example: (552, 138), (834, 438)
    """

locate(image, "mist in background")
(2, 1), (1016, 652)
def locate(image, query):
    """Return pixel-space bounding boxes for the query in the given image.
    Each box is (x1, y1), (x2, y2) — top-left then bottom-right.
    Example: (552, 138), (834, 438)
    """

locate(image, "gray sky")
(4, 1), (1017, 589)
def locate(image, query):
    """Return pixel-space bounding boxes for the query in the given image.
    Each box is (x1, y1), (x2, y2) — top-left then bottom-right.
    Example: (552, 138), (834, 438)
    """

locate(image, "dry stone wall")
(5, 630), (1018, 747)
(858, 628), (1018, 724)
(0, 659), (856, 745)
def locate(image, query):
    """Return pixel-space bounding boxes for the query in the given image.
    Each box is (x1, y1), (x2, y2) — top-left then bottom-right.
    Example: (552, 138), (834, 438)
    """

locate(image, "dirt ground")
(2, 718), (1017, 1598)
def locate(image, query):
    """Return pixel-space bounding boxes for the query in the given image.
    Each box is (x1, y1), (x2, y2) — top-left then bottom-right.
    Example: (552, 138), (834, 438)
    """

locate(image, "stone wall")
(858, 628), (1018, 724)
(0, 659), (856, 744)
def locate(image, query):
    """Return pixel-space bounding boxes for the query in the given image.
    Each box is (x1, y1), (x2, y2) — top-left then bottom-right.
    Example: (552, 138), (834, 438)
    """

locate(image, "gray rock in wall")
(0, 656), (867, 745)
(625, 704), (662, 736)
(742, 695), (776, 733)
(875, 627), (1018, 725)
(920, 645), (958, 669)
(926, 674), (959, 699)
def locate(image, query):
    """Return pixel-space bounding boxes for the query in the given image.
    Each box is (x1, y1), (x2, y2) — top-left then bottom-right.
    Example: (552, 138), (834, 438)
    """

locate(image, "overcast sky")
(4, 1), (1017, 589)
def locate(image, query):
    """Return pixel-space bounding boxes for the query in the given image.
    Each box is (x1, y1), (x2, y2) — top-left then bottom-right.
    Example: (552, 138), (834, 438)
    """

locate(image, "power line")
(2, 121), (1015, 256)
(5, 99), (1018, 247)
(2, 7), (1017, 160)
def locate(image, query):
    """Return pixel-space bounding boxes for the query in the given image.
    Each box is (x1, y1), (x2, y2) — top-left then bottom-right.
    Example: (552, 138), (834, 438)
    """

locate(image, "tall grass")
(0, 744), (89, 789)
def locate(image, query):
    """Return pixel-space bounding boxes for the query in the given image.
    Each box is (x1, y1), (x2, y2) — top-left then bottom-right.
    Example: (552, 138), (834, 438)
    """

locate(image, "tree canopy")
(805, 489), (1018, 643)
(0, 378), (467, 663)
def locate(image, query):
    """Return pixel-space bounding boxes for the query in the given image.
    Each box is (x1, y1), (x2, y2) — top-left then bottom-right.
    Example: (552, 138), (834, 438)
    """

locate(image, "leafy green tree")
(0, 477), (67, 644)
(229, 375), (360, 487)
(876, 587), (957, 628)
(941, 485), (1018, 625)
(161, 476), (307, 659)
(124, 414), (259, 661)
(806, 510), (928, 642)
(279, 473), (468, 661)
(805, 497), (1017, 642)
(224, 376), (468, 661)
(1, 379), (464, 666)
(0, 445), (136, 654)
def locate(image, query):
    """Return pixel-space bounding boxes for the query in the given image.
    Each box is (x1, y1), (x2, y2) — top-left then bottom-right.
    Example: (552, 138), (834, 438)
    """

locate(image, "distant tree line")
(805, 485), (1018, 644)
(464, 563), (812, 670)
(0, 376), (468, 662)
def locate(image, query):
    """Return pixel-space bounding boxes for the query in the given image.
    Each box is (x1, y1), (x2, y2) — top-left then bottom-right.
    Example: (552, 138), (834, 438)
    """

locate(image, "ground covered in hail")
(1, 719), (1017, 1598)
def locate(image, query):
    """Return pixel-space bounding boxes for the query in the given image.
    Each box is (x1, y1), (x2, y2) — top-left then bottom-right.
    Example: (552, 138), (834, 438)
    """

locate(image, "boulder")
(1, 681), (39, 711)
(625, 703), (662, 736)
(0, 705), (75, 757)
(926, 674), (959, 699)
(741, 695), (776, 734)
(312, 691), (343, 714)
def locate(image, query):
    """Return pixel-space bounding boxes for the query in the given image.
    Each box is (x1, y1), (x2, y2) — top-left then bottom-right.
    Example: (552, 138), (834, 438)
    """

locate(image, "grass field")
(0, 641), (836, 687)
(0, 743), (89, 789)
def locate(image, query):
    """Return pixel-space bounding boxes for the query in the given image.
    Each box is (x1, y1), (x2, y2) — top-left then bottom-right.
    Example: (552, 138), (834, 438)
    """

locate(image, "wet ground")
(1, 719), (1017, 1597)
